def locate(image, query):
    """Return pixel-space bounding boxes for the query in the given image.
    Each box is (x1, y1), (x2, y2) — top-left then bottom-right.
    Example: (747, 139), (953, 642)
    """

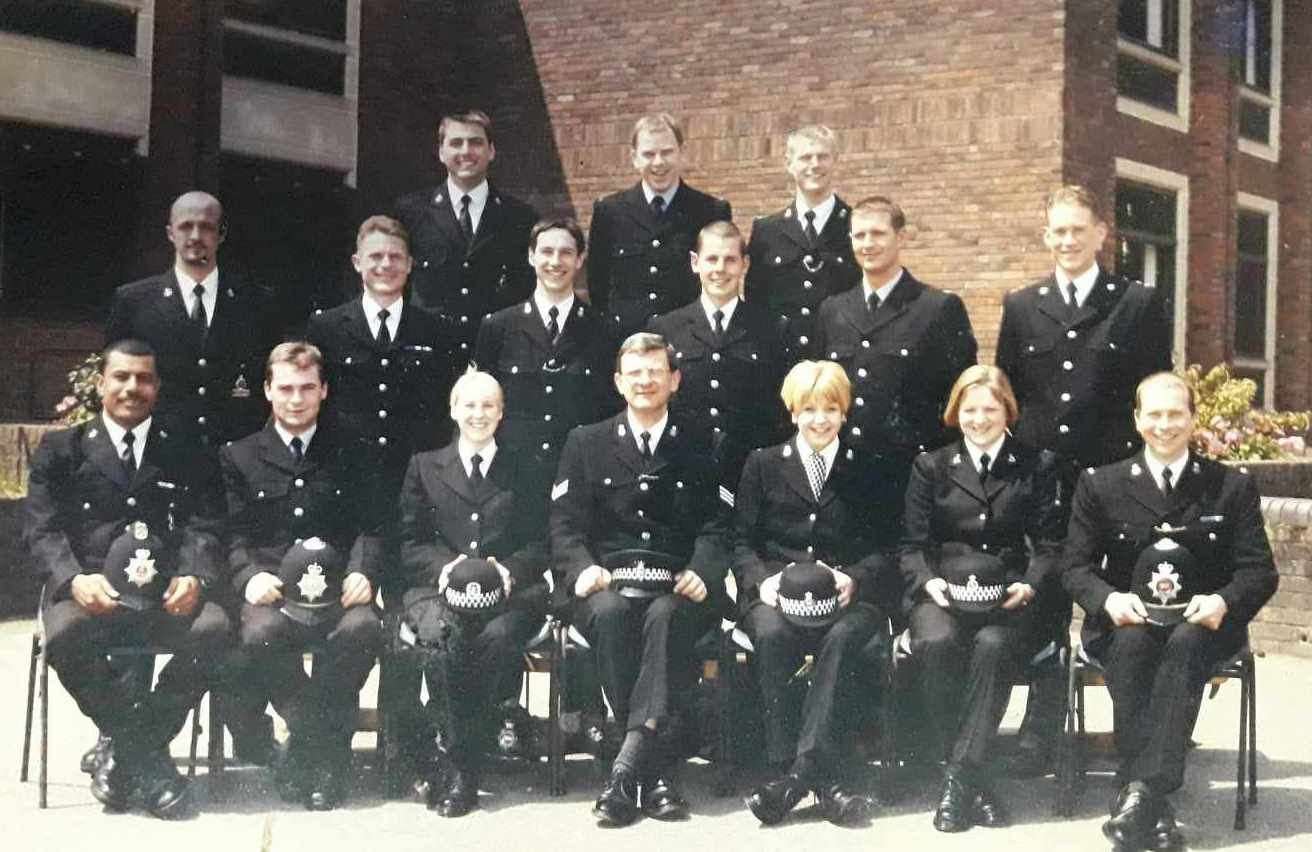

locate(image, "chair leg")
(879, 655), (899, 805)
(1247, 659), (1258, 806)
(187, 698), (202, 779)
(21, 635), (38, 783)
(39, 651), (49, 809)
(548, 620), (565, 797)
(208, 694), (225, 779)
(1235, 667), (1248, 831)
(712, 637), (734, 797)
(1056, 660), (1080, 818)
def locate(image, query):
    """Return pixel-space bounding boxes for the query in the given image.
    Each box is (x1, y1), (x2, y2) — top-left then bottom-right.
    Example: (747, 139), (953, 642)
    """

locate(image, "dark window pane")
(1118, 54), (1178, 111)
(1231, 366), (1267, 403)
(1244, 0), (1273, 93)
(223, 30), (344, 94)
(1116, 181), (1176, 238)
(1238, 211), (1267, 255)
(1239, 98), (1271, 144)
(1119, 0), (1178, 56)
(0, 0), (136, 55)
(1234, 258), (1267, 360)
(227, 0), (347, 41)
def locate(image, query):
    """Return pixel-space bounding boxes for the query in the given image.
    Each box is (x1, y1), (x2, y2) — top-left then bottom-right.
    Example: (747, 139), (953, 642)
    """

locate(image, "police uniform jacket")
(898, 437), (1064, 614)
(105, 271), (277, 448)
(305, 296), (449, 488)
(815, 272), (978, 460)
(473, 297), (617, 466)
(996, 271), (1171, 473)
(23, 418), (222, 601)
(648, 298), (787, 456)
(1061, 453), (1278, 646)
(549, 413), (729, 610)
(392, 183), (537, 366)
(586, 182), (732, 338)
(220, 421), (384, 598)
(744, 196), (861, 360)
(397, 442), (548, 601)
(732, 439), (900, 614)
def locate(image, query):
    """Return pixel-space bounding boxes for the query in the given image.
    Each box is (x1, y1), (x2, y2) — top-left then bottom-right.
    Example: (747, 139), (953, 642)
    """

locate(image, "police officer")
(473, 218), (617, 496)
(744, 125), (861, 361)
(220, 342), (384, 811)
(23, 338), (229, 818)
(996, 185), (1172, 774)
(587, 113), (732, 341)
(397, 370), (550, 817)
(1063, 373), (1277, 851)
(551, 333), (729, 827)
(649, 219), (786, 496)
(392, 108), (538, 371)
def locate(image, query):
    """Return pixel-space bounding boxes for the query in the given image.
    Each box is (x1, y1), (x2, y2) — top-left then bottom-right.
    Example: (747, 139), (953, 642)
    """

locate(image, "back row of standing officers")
(25, 108), (1274, 850)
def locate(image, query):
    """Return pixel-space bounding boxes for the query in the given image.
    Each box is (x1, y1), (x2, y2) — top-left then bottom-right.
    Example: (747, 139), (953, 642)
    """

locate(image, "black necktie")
(191, 284), (208, 339)
(376, 309), (392, 350)
(867, 291), (881, 315)
(121, 430), (136, 478)
(803, 210), (819, 245)
(712, 309), (725, 336)
(650, 195), (665, 218)
(979, 452), (991, 486)
(1161, 466), (1174, 495)
(640, 431), (652, 459)
(459, 194), (474, 241)
(470, 453), (484, 484)
(547, 306), (560, 342)
(1066, 282), (1079, 317)
(290, 436), (304, 465)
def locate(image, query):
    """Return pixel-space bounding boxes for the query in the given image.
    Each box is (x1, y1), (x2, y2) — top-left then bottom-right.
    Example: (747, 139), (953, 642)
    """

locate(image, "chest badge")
(231, 372), (251, 399)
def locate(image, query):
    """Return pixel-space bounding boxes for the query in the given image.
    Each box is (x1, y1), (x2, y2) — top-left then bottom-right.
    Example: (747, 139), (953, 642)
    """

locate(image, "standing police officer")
(744, 125), (861, 362)
(587, 113), (732, 341)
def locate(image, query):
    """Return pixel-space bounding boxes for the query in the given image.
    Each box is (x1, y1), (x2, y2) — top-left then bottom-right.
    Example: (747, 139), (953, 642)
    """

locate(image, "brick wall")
(1252, 498), (1312, 658)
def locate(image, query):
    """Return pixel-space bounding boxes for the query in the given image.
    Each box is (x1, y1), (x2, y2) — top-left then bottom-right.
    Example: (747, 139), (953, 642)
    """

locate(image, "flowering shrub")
(54, 352), (104, 426)
(1185, 364), (1310, 460)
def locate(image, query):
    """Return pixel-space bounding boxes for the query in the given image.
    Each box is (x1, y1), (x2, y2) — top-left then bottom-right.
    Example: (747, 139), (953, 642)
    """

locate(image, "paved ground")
(2, 616), (1309, 852)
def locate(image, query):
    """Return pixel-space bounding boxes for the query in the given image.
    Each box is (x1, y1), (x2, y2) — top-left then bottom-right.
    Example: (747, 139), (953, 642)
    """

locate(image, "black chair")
(1057, 638), (1258, 829)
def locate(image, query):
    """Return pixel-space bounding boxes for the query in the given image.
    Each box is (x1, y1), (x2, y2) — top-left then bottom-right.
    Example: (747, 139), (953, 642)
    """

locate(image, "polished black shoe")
(1005, 740), (1053, 778)
(932, 772), (974, 833)
(1102, 781), (1159, 850)
(304, 768), (343, 812)
(136, 751), (194, 820)
(1150, 799), (1184, 852)
(81, 734), (113, 775)
(972, 785), (1010, 828)
(592, 768), (640, 827)
(89, 748), (135, 812)
(641, 775), (689, 821)
(815, 782), (873, 826)
(745, 774), (808, 826)
(434, 770), (480, 818)
(231, 714), (277, 767)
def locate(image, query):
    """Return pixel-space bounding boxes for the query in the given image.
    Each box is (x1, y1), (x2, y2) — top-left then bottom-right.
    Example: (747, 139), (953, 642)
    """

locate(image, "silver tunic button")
(470, 541), (478, 549)
(710, 407), (719, 417)
(378, 383), (387, 392)
(197, 358), (207, 367)
(544, 414), (552, 422)
(1067, 330), (1078, 339)
(295, 478), (304, 487)
(641, 531), (652, 541)
(801, 307), (811, 316)
(799, 335), (809, 345)
(293, 507), (304, 517)
(126, 497), (136, 507)
(856, 397), (865, 406)
(1061, 392), (1072, 402)
(857, 368), (868, 378)
(712, 352), (721, 361)
(82, 502), (90, 510)
(197, 416), (206, 425)
(648, 292), (657, 300)
(652, 239), (660, 247)
(710, 379), (720, 389)
(379, 410), (388, 419)
(808, 514), (817, 522)
(803, 280), (813, 289)
(978, 513), (987, 521)
(639, 482), (650, 491)
(197, 386), (206, 396)
(1059, 424), (1070, 434)
(460, 287), (469, 295)
(1062, 360), (1074, 371)
(861, 340), (870, 348)
(378, 436), (388, 446)
(649, 266), (658, 275)
(545, 385), (553, 394)
(471, 513), (479, 521)
(381, 358), (390, 367)
(542, 442), (551, 451)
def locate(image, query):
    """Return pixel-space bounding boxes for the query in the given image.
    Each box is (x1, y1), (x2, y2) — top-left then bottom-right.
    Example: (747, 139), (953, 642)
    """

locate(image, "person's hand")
(162, 575), (201, 616)
(674, 569), (708, 603)
(244, 572), (283, 606)
(437, 553), (468, 593)
(489, 557), (514, 598)
(1104, 591), (1148, 627)
(924, 577), (950, 609)
(1184, 594), (1228, 631)
(71, 574), (120, 615)
(574, 565), (611, 598)
(759, 572), (782, 608)
(1001, 582), (1036, 611)
(340, 572), (373, 608)
(830, 567), (855, 607)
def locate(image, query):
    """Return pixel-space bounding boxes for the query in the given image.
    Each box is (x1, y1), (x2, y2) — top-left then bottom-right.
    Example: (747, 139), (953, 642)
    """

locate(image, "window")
(1234, 194), (1278, 407)
(0, 0), (138, 56)
(1117, 0), (1191, 131)
(223, 1), (351, 95)
(1238, 0), (1281, 159)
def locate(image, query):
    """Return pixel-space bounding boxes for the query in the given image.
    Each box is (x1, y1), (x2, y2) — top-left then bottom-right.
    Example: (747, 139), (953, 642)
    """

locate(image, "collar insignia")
(162, 287), (173, 298)
(1131, 463), (1142, 476)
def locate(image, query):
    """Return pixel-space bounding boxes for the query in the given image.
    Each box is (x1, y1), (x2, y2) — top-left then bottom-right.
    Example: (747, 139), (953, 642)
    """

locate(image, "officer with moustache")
(587, 113), (732, 341)
(1063, 373), (1276, 851)
(744, 125), (861, 362)
(551, 333), (728, 827)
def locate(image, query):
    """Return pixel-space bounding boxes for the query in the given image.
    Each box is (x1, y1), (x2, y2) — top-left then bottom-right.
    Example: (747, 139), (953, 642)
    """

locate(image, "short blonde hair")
(265, 341), (324, 384)
(1135, 372), (1195, 414)
(1044, 184), (1105, 224)
(780, 360), (851, 416)
(630, 113), (684, 148)
(942, 365), (1019, 427)
(357, 214), (410, 251)
(449, 368), (503, 410)
(785, 125), (837, 160)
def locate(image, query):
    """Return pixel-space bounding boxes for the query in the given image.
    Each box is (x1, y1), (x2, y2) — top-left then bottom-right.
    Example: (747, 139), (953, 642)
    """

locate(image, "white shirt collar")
(795, 192), (837, 235)
(101, 413), (151, 468)
(362, 291), (403, 339)
(701, 295), (738, 329)
(863, 267), (905, 304)
(1055, 262), (1100, 308)
(963, 434), (1007, 473)
(1143, 449), (1189, 493)
(175, 264), (218, 328)
(642, 180), (680, 209)
(274, 422), (317, 454)
(626, 411), (669, 454)
(447, 178), (490, 234)
(794, 434), (840, 476)
(458, 438), (497, 477)
(533, 288), (575, 330)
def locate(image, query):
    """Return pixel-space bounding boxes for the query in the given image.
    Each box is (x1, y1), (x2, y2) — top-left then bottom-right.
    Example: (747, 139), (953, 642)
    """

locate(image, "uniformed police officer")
(397, 370), (550, 817)
(473, 218), (617, 497)
(649, 219), (786, 497)
(744, 125), (861, 361)
(551, 333), (729, 827)
(392, 108), (538, 371)
(587, 113), (732, 341)
(23, 338), (229, 818)
(220, 342), (384, 811)
(996, 185), (1172, 774)
(1063, 373), (1277, 851)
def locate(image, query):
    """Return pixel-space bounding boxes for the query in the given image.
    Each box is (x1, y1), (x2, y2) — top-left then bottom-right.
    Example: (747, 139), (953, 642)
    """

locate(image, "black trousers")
(1088, 620), (1245, 794)
(909, 601), (1043, 775)
(573, 590), (715, 733)
(741, 601), (881, 779)
(45, 598), (231, 762)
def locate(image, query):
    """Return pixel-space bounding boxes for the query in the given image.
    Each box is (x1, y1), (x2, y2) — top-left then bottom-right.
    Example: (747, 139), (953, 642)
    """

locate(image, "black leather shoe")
(231, 714), (276, 767)
(1102, 781), (1158, 850)
(593, 768), (640, 827)
(641, 775), (689, 821)
(972, 785), (1010, 828)
(1005, 740), (1052, 778)
(932, 772), (974, 833)
(81, 734), (113, 775)
(136, 751), (194, 820)
(1150, 799), (1184, 852)
(89, 748), (135, 812)
(745, 774), (808, 826)
(435, 770), (480, 818)
(304, 770), (342, 812)
(815, 782), (873, 826)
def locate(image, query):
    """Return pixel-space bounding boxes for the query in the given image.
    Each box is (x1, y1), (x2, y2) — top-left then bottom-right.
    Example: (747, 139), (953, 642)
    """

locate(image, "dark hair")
(101, 338), (156, 363)
(529, 218), (587, 254)
(438, 109), (494, 146)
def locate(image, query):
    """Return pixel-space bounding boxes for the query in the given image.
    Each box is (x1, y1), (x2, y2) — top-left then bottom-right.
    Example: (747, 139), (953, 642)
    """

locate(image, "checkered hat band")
(778, 592), (838, 619)
(945, 579), (1006, 603)
(444, 585), (503, 609)
(611, 565), (675, 585)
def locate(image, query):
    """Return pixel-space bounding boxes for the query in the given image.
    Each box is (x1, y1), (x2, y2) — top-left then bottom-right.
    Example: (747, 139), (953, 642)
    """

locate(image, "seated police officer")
(734, 360), (892, 826)
(551, 332), (729, 827)
(1063, 373), (1278, 851)
(23, 338), (229, 818)
(220, 342), (384, 811)
(397, 370), (549, 817)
